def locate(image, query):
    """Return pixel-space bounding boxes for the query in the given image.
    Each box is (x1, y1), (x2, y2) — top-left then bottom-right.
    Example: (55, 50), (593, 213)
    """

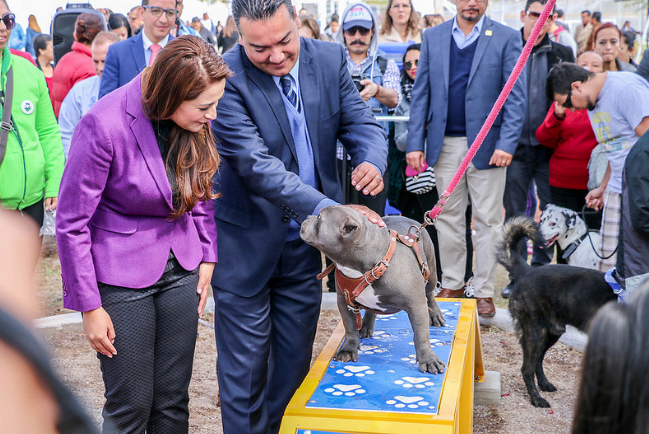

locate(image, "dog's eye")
(549, 222), (556, 227)
(317, 214), (321, 219)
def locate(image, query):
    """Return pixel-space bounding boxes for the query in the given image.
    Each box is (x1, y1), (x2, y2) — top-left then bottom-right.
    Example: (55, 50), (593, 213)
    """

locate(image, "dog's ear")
(340, 217), (359, 238)
(563, 211), (577, 230)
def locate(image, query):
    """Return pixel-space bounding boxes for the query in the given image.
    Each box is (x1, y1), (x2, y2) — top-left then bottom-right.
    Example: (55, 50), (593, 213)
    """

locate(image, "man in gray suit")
(406, 0), (526, 316)
(210, 0), (388, 432)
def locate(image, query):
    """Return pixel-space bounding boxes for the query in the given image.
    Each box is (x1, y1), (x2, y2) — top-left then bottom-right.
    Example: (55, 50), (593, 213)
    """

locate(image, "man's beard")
(461, 10), (480, 22)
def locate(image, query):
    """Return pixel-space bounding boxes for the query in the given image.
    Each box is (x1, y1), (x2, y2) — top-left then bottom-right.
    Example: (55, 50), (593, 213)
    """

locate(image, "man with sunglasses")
(500, 0), (574, 298)
(333, 1), (400, 213)
(99, 0), (176, 98)
(407, 0), (526, 317)
(547, 62), (649, 272)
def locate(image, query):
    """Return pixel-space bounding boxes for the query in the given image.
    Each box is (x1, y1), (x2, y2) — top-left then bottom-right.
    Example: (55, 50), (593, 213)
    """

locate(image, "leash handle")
(423, 0), (557, 224)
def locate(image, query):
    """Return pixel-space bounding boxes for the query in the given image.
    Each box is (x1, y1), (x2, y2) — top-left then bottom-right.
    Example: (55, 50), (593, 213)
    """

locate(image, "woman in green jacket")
(0, 0), (64, 229)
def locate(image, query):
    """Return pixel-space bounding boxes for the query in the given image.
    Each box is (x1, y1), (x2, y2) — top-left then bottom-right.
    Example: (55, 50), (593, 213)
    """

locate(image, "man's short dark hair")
(581, 10), (591, 16)
(592, 12), (601, 22)
(231, 0), (295, 31)
(546, 62), (594, 102)
(524, 0), (555, 15)
(556, 9), (564, 18)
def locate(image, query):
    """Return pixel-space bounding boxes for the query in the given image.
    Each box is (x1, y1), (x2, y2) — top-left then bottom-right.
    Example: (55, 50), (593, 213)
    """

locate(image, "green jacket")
(0, 46), (64, 210)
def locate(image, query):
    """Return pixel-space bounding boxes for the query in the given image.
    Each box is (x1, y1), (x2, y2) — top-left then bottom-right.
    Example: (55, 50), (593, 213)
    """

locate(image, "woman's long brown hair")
(142, 36), (231, 219)
(379, 0), (419, 39)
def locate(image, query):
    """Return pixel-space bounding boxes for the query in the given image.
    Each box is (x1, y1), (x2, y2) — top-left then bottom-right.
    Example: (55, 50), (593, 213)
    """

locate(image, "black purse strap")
(0, 64), (13, 166)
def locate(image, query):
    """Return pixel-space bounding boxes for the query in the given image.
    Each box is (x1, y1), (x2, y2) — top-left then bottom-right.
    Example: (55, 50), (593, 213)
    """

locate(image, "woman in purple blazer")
(56, 36), (229, 433)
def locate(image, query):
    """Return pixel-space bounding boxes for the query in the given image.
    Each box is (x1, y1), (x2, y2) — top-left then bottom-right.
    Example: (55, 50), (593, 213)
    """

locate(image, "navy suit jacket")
(407, 17), (527, 170)
(99, 32), (174, 99)
(211, 38), (387, 296)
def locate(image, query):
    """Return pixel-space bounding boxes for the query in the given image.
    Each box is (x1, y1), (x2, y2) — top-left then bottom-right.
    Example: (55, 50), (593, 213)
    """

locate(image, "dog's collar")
(561, 232), (589, 260)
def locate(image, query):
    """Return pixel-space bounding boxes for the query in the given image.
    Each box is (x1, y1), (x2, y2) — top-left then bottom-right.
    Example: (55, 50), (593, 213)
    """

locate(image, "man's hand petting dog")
(344, 204), (385, 227)
(300, 206), (446, 374)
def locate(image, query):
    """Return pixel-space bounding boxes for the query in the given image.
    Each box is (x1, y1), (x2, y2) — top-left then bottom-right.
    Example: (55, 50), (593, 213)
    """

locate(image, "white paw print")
(394, 376), (436, 389)
(378, 315), (398, 322)
(359, 344), (387, 355)
(400, 354), (418, 365)
(370, 330), (392, 340)
(385, 396), (434, 410)
(407, 338), (445, 347)
(334, 365), (376, 377)
(323, 384), (366, 397)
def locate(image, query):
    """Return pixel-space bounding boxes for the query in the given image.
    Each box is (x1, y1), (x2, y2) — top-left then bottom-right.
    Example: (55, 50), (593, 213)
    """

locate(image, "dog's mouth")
(545, 235), (558, 247)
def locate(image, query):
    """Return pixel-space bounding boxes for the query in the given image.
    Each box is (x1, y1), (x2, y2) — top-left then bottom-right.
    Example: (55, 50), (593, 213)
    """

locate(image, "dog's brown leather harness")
(317, 228), (431, 330)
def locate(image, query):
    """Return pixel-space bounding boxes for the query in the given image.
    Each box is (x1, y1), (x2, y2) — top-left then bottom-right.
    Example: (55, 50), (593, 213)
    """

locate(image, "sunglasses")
(142, 6), (178, 19)
(526, 11), (549, 21)
(1, 13), (15, 30)
(562, 89), (573, 109)
(404, 59), (418, 71)
(344, 26), (371, 36)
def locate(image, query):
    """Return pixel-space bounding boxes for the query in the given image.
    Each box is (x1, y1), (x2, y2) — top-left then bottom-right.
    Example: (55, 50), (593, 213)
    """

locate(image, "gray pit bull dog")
(300, 205), (446, 374)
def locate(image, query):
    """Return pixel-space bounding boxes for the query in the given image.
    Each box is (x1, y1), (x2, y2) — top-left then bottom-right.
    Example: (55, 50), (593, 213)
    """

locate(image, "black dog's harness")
(318, 228), (431, 330)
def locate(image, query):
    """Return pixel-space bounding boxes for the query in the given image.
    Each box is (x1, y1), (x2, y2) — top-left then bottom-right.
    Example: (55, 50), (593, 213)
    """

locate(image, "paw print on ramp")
(385, 395), (434, 410)
(334, 365), (376, 377)
(359, 344), (387, 355)
(407, 338), (446, 347)
(323, 384), (366, 397)
(394, 376), (436, 389)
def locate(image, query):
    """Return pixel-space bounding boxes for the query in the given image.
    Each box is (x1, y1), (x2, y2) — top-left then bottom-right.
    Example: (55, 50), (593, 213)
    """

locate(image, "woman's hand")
(406, 151), (426, 173)
(586, 187), (605, 211)
(197, 262), (215, 318)
(553, 101), (567, 119)
(82, 307), (116, 358)
(44, 197), (58, 211)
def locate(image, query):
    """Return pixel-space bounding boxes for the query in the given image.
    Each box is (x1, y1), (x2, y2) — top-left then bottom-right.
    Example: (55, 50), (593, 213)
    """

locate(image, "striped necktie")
(280, 75), (300, 112)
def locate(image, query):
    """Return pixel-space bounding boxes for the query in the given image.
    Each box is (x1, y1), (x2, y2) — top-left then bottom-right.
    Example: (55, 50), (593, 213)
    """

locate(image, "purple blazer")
(56, 74), (218, 312)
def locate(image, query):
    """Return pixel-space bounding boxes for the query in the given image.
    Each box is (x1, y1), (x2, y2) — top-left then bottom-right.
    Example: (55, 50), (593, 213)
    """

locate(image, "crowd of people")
(3, 0), (649, 432)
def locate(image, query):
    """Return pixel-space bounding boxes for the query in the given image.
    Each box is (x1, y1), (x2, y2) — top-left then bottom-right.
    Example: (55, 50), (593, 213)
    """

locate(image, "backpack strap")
(0, 65), (13, 167)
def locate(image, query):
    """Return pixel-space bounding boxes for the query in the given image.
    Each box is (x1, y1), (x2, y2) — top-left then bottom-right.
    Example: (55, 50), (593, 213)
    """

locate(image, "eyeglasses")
(391, 3), (412, 9)
(142, 6), (178, 19)
(562, 89), (573, 108)
(404, 59), (418, 71)
(1, 13), (15, 30)
(344, 26), (371, 36)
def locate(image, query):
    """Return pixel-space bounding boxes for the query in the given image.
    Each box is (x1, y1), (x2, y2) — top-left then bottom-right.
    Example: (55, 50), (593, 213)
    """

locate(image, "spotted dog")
(539, 204), (600, 269)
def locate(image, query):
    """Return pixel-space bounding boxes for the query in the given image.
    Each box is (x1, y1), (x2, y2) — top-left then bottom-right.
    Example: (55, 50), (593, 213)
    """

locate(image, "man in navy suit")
(99, 0), (176, 98)
(210, 0), (388, 432)
(406, 0), (527, 316)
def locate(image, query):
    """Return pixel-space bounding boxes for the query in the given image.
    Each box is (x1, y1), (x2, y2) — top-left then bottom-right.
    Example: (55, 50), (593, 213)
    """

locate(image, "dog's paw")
(359, 324), (374, 339)
(418, 354), (446, 374)
(334, 348), (359, 363)
(538, 381), (557, 393)
(428, 309), (446, 328)
(531, 396), (551, 408)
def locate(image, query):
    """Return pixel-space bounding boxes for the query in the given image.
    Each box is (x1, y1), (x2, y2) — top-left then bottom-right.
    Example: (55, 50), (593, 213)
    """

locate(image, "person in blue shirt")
(175, 0), (198, 36)
(8, 20), (24, 50)
(58, 32), (120, 157)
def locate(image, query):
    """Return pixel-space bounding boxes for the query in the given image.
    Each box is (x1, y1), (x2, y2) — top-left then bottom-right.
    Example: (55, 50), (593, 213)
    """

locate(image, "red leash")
(422, 0), (558, 228)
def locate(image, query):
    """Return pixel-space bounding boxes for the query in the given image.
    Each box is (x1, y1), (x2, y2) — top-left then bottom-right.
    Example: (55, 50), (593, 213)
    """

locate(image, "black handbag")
(405, 164), (436, 195)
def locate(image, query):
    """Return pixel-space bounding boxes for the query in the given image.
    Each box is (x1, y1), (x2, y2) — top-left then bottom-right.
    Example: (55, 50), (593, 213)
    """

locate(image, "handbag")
(405, 162), (436, 195)
(587, 144), (607, 191)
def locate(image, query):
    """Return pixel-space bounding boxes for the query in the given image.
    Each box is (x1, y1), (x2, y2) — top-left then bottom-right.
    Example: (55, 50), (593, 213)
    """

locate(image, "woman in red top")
(536, 52), (603, 241)
(51, 13), (105, 117)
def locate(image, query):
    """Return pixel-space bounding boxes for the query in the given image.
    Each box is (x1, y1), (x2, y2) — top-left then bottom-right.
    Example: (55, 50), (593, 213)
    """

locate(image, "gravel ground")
(37, 238), (583, 433)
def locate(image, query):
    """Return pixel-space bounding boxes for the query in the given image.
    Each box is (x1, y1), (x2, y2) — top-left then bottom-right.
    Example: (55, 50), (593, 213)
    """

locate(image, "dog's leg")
(359, 312), (376, 338)
(426, 279), (445, 328)
(405, 304), (445, 374)
(334, 290), (361, 363)
(535, 332), (560, 392)
(519, 324), (552, 408)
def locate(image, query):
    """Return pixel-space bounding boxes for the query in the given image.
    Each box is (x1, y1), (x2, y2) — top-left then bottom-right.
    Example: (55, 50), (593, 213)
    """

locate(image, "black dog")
(496, 217), (617, 408)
